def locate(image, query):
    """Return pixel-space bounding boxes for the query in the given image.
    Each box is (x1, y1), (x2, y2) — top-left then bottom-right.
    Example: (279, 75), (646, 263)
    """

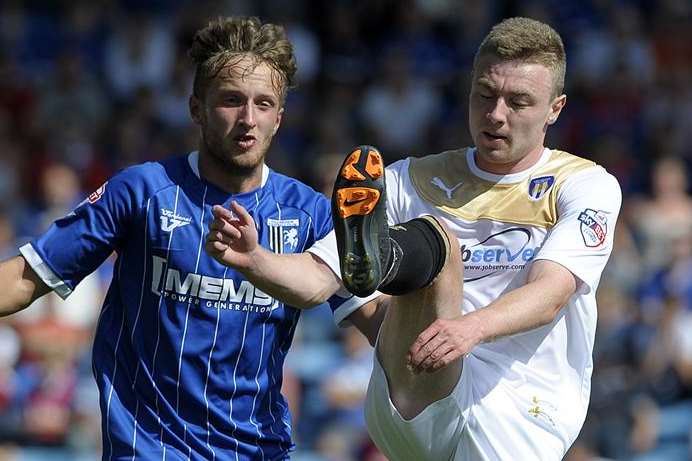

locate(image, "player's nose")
(486, 98), (508, 125)
(238, 102), (257, 128)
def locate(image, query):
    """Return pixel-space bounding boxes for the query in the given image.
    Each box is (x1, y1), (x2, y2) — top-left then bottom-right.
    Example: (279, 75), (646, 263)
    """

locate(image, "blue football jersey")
(20, 152), (351, 461)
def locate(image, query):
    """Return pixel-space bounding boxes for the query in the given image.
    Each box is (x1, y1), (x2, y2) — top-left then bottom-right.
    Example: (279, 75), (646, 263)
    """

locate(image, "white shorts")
(364, 354), (572, 461)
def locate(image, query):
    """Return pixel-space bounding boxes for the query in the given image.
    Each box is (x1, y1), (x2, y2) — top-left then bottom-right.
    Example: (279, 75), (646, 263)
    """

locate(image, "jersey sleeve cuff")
(332, 291), (381, 327)
(19, 243), (73, 300)
(306, 237), (340, 277)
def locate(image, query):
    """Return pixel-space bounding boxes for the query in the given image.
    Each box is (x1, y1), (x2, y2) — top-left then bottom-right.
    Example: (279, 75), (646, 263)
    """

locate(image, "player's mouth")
(482, 131), (507, 140)
(481, 131), (508, 145)
(233, 134), (256, 150)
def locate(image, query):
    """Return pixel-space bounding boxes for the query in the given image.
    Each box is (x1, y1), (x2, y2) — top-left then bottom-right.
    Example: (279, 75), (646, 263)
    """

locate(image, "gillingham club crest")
(267, 218), (300, 253)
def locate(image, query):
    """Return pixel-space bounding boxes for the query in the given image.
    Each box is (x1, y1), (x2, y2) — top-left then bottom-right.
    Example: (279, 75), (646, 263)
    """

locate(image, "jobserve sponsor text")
(461, 228), (537, 281)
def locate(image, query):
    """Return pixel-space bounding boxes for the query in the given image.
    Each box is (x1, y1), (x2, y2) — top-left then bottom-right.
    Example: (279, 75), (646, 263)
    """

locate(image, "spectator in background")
(12, 308), (85, 445)
(37, 51), (108, 140)
(381, 0), (457, 84)
(320, 327), (373, 439)
(307, 84), (360, 162)
(281, 12), (320, 86)
(2, 160), (104, 452)
(361, 46), (440, 157)
(626, 295), (692, 461)
(0, 113), (24, 212)
(0, 50), (33, 109)
(103, 13), (174, 101)
(319, 4), (370, 85)
(15, 162), (82, 240)
(0, 211), (16, 260)
(572, 3), (655, 89)
(629, 156), (692, 271)
(601, 223), (644, 297)
(0, 323), (21, 440)
(587, 282), (640, 459)
(639, 229), (692, 314)
(154, 51), (195, 130)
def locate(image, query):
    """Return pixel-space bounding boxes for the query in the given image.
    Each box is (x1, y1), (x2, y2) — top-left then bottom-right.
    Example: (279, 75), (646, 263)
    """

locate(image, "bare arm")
(409, 259), (577, 372)
(241, 250), (342, 308)
(0, 256), (51, 316)
(206, 200), (389, 346)
(346, 295), (390, 347)
(205, 201), (341, 308)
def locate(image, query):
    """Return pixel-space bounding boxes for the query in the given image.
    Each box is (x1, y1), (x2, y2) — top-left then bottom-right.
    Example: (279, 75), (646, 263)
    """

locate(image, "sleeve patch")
(577, 208), (608, 247)
(88, 181), (108, 204)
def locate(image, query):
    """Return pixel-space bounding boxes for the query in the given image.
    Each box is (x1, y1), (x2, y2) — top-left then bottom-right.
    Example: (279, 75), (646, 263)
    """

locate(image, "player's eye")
(510, 98), (530, 109)
(474, 87), (495, 100)
(475, 91), (494, 100)
(256, 99), (275, 110)
(219, 93), (243, 106)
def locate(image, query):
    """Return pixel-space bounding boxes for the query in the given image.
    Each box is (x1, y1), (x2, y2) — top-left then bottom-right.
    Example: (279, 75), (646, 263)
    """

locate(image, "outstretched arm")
(408, 259), (577, 372)
(205, 201), (341, 308)
(0, 256), (51, 316)
(347, 295), (389, 347)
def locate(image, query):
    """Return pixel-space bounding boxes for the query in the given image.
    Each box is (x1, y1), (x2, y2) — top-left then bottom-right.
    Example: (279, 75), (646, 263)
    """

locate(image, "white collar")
(187, 151), (269, 187)
(466, 147), (551, 184)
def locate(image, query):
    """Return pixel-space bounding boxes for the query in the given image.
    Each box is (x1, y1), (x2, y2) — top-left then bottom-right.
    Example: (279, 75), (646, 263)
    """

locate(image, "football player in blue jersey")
(0, 16), (368, 461)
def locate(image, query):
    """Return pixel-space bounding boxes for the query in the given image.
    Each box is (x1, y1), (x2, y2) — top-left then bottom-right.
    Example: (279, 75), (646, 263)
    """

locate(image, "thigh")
(456, 363), (569, 460)
(365, 354), (470, 461)
(365, 352), (569, 461)
(374, 235), (464, 417)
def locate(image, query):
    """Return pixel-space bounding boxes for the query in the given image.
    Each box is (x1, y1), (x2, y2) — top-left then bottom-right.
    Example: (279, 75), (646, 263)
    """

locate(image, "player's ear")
(189, 95), (203, 125)
(547, 94), (566, 125)
(273, 107), (284, 136)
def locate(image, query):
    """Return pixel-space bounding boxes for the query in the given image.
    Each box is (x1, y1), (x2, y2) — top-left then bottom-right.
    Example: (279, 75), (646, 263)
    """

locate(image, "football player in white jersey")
(206, 17), (622, 460)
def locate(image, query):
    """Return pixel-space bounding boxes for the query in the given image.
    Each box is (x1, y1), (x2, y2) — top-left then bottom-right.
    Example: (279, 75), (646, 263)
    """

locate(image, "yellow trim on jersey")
(409, 148), (596, 228)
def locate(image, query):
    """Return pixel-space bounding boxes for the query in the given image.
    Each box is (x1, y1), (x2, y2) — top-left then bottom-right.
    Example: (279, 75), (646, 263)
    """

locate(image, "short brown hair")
(189, 16), (297, 101)
(473, 17), (566, 97)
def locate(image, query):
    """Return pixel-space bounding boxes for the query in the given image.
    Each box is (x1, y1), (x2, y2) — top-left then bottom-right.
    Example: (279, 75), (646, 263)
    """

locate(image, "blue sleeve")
(20, 166), (147, 298)
(312, 193), (333, 241)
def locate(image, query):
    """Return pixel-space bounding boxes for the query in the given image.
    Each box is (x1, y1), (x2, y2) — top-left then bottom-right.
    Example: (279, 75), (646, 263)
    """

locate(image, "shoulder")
(407, 148), (468, 172)
(542, 149), (601, 179)
(538, 149), (618, 194)
(547, 150), (620, 191)
(264, 169), (333, 238)
(267, 169), (328, 209)
(545, 152), (622, 215)
(111, 156), (184, 194)
(405, 148), (470, 196)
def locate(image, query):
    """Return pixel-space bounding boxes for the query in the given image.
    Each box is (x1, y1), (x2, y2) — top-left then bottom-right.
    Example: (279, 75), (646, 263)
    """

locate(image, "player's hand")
(407, 316), (480, 373)
(205, 201), (260, 271)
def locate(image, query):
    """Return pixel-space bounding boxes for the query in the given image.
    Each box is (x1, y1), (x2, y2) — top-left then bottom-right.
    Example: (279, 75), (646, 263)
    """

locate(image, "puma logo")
(431, 177), (463, 199)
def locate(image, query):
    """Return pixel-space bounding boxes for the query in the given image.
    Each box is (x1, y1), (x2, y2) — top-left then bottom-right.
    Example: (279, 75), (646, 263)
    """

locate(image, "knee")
(444, 225), (462, 274)
(389, 389), (427, 420)
(423, 216), (462, 279)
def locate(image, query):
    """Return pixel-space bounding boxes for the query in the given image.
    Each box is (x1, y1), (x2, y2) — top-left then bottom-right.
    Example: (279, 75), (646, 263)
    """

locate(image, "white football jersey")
(309, 146), (622, 439)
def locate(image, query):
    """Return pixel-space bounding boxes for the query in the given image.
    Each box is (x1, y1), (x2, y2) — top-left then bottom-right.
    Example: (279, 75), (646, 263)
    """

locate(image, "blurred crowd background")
(0, 0), (691, 460)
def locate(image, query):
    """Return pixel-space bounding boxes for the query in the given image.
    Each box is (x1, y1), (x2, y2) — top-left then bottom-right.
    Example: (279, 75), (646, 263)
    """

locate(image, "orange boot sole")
(331, 146), (390, 297)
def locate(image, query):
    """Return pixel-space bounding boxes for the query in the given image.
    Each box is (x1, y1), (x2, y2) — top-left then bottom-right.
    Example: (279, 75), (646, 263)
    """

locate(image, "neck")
(198, 149), (263, 194)
(476, 145), (545, 175)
